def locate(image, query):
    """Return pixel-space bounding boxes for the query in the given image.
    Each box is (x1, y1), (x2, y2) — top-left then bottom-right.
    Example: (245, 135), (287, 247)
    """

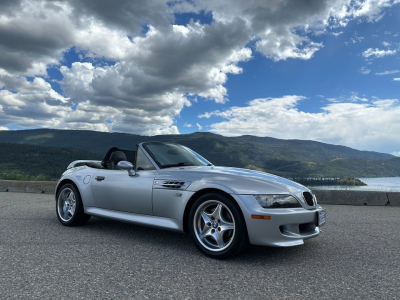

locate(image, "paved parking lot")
(0, 192), (399, 299)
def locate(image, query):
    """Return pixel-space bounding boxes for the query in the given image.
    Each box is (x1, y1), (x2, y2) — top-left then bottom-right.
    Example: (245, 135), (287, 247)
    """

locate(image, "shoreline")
(1, 179), (399, 206)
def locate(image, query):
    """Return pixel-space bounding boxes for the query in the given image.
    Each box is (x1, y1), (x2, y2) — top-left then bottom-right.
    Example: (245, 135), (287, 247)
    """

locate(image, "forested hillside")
(0, 129), (399, 179)
(0, 143), (100, 180)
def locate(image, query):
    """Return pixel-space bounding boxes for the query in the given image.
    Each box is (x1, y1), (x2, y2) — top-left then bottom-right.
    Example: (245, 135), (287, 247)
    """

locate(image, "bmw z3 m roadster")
(56, 142), (326, 259)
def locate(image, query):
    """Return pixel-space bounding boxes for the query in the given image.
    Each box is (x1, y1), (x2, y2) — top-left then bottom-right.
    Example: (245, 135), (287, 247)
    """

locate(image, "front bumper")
(232, 194), (324, 247)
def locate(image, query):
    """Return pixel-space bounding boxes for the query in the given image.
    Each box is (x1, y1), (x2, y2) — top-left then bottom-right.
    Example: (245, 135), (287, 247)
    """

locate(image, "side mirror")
(117, 161), (135, 176)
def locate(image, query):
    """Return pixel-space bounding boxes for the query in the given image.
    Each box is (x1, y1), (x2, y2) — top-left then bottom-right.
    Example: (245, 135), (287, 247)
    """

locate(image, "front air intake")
(303, 192), (314, 206)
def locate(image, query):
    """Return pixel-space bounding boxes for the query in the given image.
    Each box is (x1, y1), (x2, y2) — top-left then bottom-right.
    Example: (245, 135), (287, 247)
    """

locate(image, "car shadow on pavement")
(76, 216), (316, 264)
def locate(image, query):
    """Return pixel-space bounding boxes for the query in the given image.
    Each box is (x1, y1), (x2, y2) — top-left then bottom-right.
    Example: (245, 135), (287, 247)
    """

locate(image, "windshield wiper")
(161, 162), (195, 169)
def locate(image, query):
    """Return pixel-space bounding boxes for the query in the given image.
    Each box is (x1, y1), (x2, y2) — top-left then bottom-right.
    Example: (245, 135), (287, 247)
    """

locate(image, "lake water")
(310, 177), (400, 192)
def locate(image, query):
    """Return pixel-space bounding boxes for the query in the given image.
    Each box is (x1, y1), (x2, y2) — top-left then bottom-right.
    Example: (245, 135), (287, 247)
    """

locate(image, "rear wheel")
(189, 193), (248, 259)
(56, 184), (90, 226)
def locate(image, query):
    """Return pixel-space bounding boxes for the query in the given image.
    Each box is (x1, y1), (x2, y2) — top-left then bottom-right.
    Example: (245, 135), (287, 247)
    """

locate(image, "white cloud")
(345, 32), (364, 45)
(376, 70), (400, 75)
(382, 41), (391, 46)
(0, 0), (400, 135)
(196, 123), (203, 130)
(256, 30), (323, 61)
(362, 48), (397, 58)
(0, 126), (9, 130)
(200, 95), (400, 153)
(349, 93), (368, 102)
(360, 66), (371, 74)
(391, 151), (400, 157)
(183, 123), (193, 128)
(393, 78), (400, 81)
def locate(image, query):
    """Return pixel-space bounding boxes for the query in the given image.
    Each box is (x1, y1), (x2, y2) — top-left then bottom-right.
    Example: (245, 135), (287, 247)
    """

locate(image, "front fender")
(186, 181), (235, 194)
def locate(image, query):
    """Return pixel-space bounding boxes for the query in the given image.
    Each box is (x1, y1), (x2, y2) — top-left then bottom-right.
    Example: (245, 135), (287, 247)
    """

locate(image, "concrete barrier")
(312, 190), (390, 206)
(0, 180), (399, 206)
(0, 180), (56, 194)
(386, 192), (400, 207)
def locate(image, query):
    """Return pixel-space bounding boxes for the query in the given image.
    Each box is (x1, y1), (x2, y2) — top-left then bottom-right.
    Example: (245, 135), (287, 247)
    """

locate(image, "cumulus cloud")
(362, 48), (397, 58)
(56, 18), (253, 133)
(0, 0), (399, 136)
(200, 95), (400, 153)
(183, 123), (193, 128)
(0, 126), (9, 130)
(0, 75), (72, 128)
(0, 1), (74, 76)
(393, 78), (400, 81)
(176, 0), (399, 60)
(69, 0), (172, 34)
(196, 123), (203, 130)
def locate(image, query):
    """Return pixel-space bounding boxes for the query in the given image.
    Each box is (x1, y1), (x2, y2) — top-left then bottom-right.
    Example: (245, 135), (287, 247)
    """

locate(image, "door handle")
(95, 176), (105, 181)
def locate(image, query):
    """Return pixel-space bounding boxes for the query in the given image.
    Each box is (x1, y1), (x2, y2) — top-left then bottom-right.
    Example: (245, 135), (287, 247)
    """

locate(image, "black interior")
(101, 146), (120, 168)
(108, 151), (127, 170)
(100, 146), (136, 170)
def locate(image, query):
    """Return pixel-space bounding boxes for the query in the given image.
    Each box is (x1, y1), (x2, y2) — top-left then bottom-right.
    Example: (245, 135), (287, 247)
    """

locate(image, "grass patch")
(25, 133), (54, 140)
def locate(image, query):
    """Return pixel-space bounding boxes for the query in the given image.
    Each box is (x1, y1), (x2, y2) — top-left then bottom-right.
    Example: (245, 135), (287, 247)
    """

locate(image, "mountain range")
(0, 129), (399, 180)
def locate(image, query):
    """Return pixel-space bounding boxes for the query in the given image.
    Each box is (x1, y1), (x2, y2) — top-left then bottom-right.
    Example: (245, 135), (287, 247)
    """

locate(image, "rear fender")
(56, 167), (97, 208)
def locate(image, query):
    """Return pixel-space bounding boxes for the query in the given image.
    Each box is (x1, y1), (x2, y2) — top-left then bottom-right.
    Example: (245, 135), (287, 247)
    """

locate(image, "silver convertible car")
(56, 142), (326, 259)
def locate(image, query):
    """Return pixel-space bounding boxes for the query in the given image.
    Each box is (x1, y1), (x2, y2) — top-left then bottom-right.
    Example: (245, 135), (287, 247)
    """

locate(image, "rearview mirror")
(117, 161), (135, 176)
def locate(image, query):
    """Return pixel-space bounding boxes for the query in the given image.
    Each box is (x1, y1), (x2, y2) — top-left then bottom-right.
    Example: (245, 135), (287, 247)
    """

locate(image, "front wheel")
(189, 193), (248, 259)
(56, 184), (90, 226)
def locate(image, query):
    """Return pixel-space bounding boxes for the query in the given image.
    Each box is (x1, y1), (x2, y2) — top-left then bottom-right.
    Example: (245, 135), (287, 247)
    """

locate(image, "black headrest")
(109, 151), (127, 164)
(101, 146), (120, 167)
(108, 151), (127, 170)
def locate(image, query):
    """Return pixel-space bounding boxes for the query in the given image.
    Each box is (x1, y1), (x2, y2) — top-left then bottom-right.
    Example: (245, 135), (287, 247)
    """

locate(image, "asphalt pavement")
(0, 192), (399, 299)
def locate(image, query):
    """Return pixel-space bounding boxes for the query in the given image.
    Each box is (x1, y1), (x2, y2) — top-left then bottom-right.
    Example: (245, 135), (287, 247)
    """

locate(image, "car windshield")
(143, 142), (212, 169)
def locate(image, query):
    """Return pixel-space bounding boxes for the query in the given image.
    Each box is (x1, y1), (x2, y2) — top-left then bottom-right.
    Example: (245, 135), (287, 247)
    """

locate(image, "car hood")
(156, 166), (309, 195)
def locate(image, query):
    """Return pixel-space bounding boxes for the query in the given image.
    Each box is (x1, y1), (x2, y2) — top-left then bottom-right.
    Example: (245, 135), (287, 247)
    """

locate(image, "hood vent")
(153, 180), (191, 190)
(303, 192), (315, 206)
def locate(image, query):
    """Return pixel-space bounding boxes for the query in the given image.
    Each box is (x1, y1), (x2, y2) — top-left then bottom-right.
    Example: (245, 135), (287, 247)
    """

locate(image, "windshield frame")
(141, 142), (212, 169)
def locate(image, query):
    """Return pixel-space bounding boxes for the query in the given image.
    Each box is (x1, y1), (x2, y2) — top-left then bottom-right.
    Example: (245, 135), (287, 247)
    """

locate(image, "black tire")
(188, 193), (248, 259)
(56, 183), (91, 226)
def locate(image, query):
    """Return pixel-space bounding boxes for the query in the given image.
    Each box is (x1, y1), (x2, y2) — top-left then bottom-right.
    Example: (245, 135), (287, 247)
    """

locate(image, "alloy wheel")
(57, 188), (76, 222)
(193, 200), (235, 252)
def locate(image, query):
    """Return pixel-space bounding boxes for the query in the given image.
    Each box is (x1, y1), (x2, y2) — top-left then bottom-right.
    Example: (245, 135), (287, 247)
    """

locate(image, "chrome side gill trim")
(153, 180), (192, 190)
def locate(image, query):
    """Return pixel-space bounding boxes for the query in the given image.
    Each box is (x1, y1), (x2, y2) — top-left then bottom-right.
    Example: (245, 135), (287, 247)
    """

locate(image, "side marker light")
(251, 215), (271, 220)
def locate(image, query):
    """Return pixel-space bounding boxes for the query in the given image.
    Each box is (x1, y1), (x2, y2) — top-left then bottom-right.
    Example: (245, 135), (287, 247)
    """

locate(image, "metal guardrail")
(0, 180), (399, 206)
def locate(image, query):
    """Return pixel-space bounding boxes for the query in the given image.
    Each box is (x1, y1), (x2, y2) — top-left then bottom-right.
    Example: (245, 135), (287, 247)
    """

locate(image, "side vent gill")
(153, 180), (191, 190)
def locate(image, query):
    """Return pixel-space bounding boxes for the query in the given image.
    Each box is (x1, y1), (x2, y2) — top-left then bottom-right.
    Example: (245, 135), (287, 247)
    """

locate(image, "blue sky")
(0, 0), (399, 155)
(180, 5), (400, 131)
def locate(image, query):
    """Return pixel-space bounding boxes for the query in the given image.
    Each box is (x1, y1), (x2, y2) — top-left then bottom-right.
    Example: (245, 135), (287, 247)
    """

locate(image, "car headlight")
(254, 194), (301, 208)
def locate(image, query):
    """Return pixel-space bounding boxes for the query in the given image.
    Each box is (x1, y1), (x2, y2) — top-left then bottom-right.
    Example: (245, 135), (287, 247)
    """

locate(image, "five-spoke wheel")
(57, 188), (76, 222)
(56, 183), (90, 226)
(189, 193), (248, 259)
(194, 200), (235, 251)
